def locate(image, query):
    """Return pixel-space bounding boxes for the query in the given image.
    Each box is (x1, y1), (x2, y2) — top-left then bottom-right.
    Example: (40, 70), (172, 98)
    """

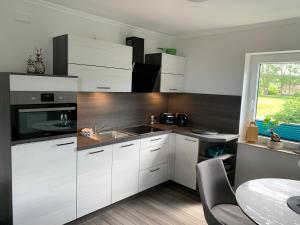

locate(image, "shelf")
(199, 153), (234, 161)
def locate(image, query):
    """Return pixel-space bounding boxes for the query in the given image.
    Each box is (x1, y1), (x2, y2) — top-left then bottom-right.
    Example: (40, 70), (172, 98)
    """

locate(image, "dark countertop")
(151, 124), (239, 143)
(77, 124), (239, 151)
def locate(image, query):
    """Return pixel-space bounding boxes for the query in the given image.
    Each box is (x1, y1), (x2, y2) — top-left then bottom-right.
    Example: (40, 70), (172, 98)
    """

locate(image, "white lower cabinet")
(112, 140), (140, 203)
(77, 145), (112, 218)
(139, 134), (170, 192)
(11, 137), (77, 225)
(140, 142), (169, 171)
(139, 163), (168, 192)
(174, 134), (199, 190)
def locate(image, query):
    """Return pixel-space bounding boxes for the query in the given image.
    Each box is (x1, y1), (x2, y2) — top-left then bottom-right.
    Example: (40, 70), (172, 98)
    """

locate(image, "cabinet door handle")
(150, 148), (161, 152)
(97, 86), (111, 90)
(169, 88), (178, 91)
(150, 138), (161, 142)
(89, 150), (104, 155)
(184, 138), (197, 143)
(121, 143), (134, 148)
(56, 142), (75, 147)
(150, 168), (160, 173)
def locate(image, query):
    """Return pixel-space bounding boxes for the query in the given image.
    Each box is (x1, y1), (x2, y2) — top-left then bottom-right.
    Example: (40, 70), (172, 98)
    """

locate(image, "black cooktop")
(124, 125), (163, 135)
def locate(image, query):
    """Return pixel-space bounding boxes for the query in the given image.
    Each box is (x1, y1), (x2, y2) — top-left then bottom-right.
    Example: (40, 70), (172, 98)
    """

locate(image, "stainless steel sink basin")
(89, 130), (133, 141)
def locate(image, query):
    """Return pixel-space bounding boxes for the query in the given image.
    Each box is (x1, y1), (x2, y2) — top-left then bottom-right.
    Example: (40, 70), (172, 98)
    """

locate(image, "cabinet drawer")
(140, 142), (169, 170)
(140, 134), (169, 149)
(77, 146), (112, 218)
(139, 163), (168, 192)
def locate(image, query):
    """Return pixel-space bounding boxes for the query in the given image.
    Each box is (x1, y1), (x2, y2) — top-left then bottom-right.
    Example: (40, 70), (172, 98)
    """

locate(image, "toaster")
(160, 113), (175, 124)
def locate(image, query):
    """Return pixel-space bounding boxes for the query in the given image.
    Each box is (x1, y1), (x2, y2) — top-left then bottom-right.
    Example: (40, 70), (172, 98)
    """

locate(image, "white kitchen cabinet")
(9, 74), (78, 92)
(77, 145), (113, 218)
(11, 137), (77, 225)
(160, 73), (184, 93)
(139, 163), (168, 192)
(145, 53), (185, 93)
(68, 35), (132, 70)
(140, 142), (169, 170)
(140, 134), (169, 149)
(112, 140), (140, 203)
(174, 134), (199, 190)
(69, 64), (132, 92)
(161, 53), (186, 75)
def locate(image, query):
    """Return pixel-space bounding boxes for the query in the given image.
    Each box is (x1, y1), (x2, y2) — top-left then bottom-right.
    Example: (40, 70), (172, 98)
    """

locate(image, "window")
(239, 51), (300, 144)
(255, 63), (300, 142)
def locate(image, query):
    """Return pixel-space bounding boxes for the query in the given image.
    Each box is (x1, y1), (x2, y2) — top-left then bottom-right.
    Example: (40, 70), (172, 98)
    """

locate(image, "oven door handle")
(18, 107), (76, 113)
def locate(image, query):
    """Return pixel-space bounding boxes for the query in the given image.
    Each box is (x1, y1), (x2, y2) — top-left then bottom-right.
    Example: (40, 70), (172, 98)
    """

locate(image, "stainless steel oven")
(11, 92), (77, 142)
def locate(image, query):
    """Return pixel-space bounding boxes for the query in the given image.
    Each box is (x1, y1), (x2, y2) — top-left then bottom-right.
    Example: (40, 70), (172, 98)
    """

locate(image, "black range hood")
(131, 63), (161, 92)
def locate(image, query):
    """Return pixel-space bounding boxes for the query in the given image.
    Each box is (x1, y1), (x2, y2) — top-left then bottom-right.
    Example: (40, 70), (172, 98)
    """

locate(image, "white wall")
(174, 22), (300, 96)
(0, 0), (172, 74)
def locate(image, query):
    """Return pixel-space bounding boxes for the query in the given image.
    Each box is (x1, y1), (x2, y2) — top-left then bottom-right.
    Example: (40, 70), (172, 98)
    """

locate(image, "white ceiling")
(45, 0), (300, 36)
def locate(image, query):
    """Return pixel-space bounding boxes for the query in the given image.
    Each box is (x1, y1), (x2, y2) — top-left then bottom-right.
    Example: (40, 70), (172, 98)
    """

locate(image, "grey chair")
(196, 159), (256, 225)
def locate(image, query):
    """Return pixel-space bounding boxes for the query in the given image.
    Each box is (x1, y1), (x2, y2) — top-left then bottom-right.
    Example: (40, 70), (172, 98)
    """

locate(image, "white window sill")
(239, 136), (300, 155)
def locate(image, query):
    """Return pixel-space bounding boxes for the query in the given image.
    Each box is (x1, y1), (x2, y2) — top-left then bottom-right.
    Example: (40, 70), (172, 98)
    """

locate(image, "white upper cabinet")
(53, 34), (133, 92)
(160, 73), (184, 93)
(161, 53), (186, 75)
(68, 35), (132, 70)
(145, 53), (186, 93)
(69, 64), (132, 92)
(9, 75), (78, 92)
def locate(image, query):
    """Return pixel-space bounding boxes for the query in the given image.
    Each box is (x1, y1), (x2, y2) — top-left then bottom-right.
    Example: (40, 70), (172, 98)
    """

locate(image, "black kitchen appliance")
(11, 92), (77, 142)
(132, 63), (161, 92)
(160, 113), (175, 124)
(126, 36), (144, 64)
(175, 113), (188, 126)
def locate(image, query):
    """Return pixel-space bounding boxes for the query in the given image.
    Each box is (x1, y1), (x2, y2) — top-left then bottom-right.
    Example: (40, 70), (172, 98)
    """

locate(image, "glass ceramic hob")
(124, 125), (163, 135)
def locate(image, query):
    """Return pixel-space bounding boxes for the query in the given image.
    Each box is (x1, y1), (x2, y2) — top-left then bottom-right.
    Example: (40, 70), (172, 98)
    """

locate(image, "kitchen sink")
(89, 130), (134, 141)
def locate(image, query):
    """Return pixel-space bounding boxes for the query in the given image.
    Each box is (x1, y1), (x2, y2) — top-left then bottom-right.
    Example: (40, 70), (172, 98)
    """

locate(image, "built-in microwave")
(10, 92), (77, 142)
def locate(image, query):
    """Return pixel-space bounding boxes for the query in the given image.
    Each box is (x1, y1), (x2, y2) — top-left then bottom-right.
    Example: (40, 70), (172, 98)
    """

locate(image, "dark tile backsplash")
(77, 92), (241, 133)
(77, 93), (168, 130)
(168, 93), (241, 133)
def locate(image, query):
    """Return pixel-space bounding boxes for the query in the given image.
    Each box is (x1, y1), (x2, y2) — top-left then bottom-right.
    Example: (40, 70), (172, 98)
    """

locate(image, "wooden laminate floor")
(68, 182), (208, 225)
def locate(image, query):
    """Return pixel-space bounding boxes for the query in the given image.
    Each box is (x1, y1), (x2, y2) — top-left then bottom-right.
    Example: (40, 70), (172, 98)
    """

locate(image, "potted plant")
(263, 115), (284, 150)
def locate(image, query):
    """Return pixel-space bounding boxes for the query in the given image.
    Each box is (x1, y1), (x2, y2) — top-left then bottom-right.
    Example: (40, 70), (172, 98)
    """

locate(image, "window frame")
(239, 50), (300, 147)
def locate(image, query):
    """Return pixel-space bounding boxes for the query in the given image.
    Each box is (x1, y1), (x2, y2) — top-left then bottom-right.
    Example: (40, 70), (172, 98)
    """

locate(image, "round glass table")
(236, 179), (300, 225)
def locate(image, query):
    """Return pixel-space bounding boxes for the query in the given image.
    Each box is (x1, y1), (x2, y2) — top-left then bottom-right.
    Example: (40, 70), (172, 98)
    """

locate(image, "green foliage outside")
(257, 63), (300, 124)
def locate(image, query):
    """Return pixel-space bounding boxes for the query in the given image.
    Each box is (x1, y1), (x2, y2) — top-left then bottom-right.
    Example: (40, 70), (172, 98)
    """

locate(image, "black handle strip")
(150, 138), (161, 142)
(150, 148), (161, 152)
(56, 142), (75, 146)
(121, 143), (134, 148)
(89, 150), (104, 155)
(150, 168), (160, 173)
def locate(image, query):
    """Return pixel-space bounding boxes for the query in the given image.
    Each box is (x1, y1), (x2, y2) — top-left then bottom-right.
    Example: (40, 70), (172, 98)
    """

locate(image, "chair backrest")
(196, 159), (237, 225)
